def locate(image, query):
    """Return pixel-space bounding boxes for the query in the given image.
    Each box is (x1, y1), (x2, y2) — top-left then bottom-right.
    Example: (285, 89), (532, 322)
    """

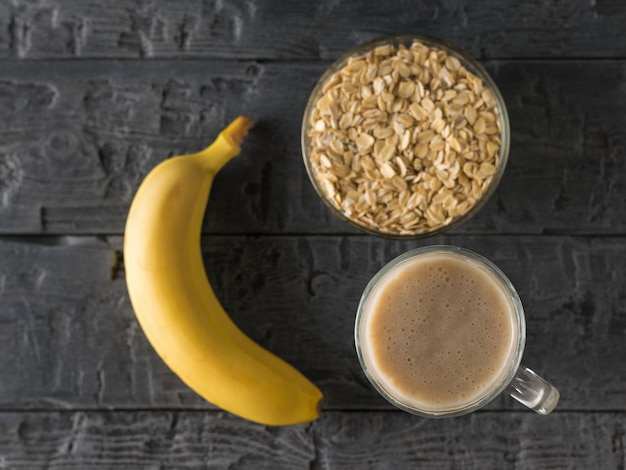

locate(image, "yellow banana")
(124, 116), (323, 426)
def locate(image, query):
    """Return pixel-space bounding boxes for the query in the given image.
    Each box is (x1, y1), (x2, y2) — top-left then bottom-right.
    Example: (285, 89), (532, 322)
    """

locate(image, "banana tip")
(222, 115), (254, 148)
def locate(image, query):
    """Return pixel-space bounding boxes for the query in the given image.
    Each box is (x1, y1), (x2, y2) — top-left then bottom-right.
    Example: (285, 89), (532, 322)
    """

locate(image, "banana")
(124, 116), (323, 426)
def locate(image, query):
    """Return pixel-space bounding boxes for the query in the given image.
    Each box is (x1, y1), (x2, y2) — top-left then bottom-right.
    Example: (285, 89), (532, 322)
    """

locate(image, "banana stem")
(196, 116), (254, 173)
(222, 116), (254, 148)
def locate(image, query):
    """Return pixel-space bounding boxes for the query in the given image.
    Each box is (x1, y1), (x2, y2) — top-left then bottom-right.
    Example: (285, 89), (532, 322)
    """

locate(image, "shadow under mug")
(355, 245), (560, 418)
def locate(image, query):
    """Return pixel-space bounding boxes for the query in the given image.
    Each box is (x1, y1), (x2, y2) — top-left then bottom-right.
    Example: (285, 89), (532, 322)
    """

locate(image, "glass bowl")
(301, 34), (510, 239)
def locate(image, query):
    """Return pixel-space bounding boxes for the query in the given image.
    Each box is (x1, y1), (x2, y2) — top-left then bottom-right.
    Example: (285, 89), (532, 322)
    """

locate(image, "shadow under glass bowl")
(301, 34), (510, 239)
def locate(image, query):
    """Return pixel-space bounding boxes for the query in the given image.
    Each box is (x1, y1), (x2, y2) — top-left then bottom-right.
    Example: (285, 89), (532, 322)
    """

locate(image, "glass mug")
(355, 245), (560, 418)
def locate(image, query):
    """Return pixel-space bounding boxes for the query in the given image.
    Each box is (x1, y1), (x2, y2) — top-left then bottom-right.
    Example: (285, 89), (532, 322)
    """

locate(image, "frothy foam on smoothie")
(360, 252), (518, 412)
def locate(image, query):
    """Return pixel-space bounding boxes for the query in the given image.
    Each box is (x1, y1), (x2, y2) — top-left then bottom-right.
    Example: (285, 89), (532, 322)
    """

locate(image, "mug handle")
(505, 365), (560, 415)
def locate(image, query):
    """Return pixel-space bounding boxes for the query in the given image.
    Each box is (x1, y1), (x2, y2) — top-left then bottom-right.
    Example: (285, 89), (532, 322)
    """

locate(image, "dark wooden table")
(1, 1), (625, 468)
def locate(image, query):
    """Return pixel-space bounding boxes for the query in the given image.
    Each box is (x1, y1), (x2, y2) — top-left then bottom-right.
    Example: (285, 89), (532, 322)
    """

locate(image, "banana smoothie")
(358, 250), (518, 412)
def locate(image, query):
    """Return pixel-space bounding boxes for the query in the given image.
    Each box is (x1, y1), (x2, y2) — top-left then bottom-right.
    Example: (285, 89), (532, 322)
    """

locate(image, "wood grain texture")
(0, 60), (624, 235)
(0, 410), (623, 469)
(0, 0), (624, 60)
(1, 0), (625, 466)
(0, 235), (624, 411)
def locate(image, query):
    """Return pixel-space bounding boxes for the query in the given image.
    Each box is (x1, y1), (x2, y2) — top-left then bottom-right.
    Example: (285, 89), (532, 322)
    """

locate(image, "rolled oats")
(307, 39), (503, 235)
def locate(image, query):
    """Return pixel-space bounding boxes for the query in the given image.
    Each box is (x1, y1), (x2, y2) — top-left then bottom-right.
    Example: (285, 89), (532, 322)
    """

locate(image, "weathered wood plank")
(0, 235), (624, 410)
(0, 411), (622, 469)
(0, 0), (624, 60)
(0, 60), (624, 235)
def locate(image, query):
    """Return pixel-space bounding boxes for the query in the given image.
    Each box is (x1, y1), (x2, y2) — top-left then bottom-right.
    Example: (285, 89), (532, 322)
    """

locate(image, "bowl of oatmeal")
(301, 35), (510, 238)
